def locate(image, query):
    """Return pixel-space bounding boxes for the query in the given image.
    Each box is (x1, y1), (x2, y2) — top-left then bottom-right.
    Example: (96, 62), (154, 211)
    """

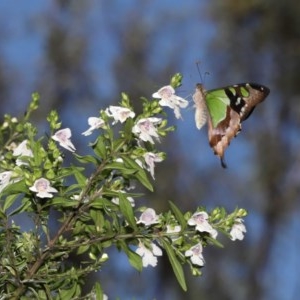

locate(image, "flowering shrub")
(0, 74), (246, 299)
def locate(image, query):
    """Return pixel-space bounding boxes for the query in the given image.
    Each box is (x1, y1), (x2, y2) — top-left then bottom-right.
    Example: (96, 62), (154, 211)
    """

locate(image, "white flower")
(144, 152), (163, 179)
(152, 85), (188, 119)
(188, 211), (218, 239)
(52, 128), (76, 152)
(136, 241), (163, 267)
(230, 218), (246, 241)
(29, 178), (58, 198)
(82, 117), (105, 136)
(111, 191), (135, 207)
(137, 208), (159, 226)
(132, 117), (162, 144)
(13, 140), (33, 166)
(185, 243), (205, 266)
(106, 106), (135, 124)
(0, 171), (12, 193)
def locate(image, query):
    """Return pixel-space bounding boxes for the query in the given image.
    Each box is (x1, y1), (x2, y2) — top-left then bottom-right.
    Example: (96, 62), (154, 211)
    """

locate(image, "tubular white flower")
(137, 208), (159, 226)
(188, 211), (218, 239)
(136, 241), (162, 267)
(152, 85), (188, 119)
(185, 243), (205, 266)
(230, 218), (247, 241)
(52, 128), (76, 152)
(132, 117), (162, 144)
(13, 140), (33, 166)
(106, 106), (135, 124)
(82, 117), (105, 136)
(144, 152), (163, 179)
(29, 178), (58, 198)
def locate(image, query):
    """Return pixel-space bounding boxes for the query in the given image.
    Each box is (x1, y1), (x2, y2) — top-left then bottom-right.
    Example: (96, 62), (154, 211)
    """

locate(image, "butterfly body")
(193, 83), (270, 168)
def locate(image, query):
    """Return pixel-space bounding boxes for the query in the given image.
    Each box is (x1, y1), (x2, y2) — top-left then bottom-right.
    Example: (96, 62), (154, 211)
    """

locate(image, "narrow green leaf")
(89, 197), (114, 209)
(77, 244), (90, 255)
(57, 166), (85, 179)
(70, 166), (87, 187)
(169, 201), (186, 230)
(124, 117), (134, 140)
(59, 282), (78, 300)
(1, 179), (27, 195)
(0, 207), (6, 219)
(3, 194), (19, 212)
(161, 238), (187, 291)
(89, 208), (105, 232)
(103, 162), (137, 175)
(49, 197), (79, 208)
(118, 192), (137, 230)
(8, 199), (31, 216)
(134, 168), (153, 192)
(118, 240), (143, 272)
(93, 135), (107, 159)
(74, 154), (99, 165)
(121, 156), (153, 191)
(93, 282), (104, 299)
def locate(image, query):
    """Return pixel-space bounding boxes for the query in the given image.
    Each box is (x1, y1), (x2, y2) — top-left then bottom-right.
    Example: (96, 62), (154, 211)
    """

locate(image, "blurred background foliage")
(0, 1), (300, 299)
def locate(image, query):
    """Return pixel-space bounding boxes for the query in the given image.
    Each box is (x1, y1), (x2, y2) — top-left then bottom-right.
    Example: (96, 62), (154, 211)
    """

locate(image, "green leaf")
(103, 162), (137, 175)
(1, 179), (27, 195)
(8, 199), (31, 216)
(0, 207), (6, 219)
(89, 208), (105, 232)
(161, 238), (187, 291)
(74, 154), (99, 165)
(169, 201), (186, 230)
(206, 89), (230, 128)
(3, 194), (20, 212)
(118, 192), (137, 230)
(118, 240), (143, 272)
(121, 156), (153, 191)
(59, 281), (79, 300)
(93, 135), (108, 159)
(49, 197), (79, 208)
(123, 117), (134, 140)
(93, 282), (105, 299)
(70, 166), (87, 187)
(77, 244), (90, 255)
(89, 197), (114, 209)
(58, 166), (86, 180)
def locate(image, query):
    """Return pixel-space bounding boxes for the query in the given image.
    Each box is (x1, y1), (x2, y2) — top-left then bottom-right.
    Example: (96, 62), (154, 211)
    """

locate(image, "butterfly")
(193, 83), (270, 168)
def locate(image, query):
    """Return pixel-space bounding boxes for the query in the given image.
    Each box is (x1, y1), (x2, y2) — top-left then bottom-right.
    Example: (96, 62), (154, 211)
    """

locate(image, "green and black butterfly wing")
(193, 83), (270, 168)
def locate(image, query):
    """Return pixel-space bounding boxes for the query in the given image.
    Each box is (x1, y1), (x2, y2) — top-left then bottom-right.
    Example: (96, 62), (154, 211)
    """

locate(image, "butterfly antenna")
(196, 61), (204, 83)
(196, 61), (210, 85)
(221, 157), (227, 169)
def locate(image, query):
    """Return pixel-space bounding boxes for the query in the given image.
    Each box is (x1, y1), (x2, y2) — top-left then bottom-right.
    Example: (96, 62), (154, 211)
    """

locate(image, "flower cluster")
(0, 78), (249, 298)
(132, 207), (246, 270)
(1, 85), (187, 201)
